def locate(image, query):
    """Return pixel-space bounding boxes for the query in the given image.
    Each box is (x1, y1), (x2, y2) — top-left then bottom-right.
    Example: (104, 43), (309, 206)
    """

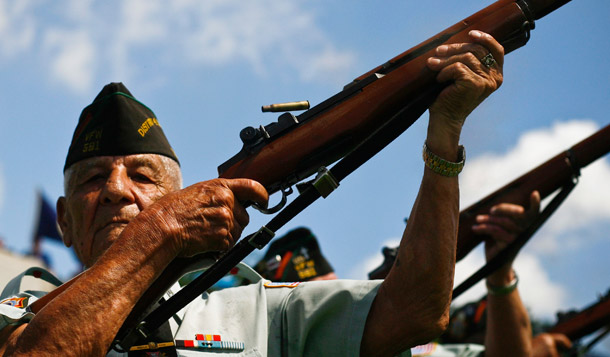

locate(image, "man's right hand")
(141, 178), (268, 257)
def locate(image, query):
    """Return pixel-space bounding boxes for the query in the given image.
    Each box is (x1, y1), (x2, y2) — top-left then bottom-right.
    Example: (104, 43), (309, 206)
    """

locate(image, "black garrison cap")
(254, 227), (334, 282)
(64, 82), (179, 171)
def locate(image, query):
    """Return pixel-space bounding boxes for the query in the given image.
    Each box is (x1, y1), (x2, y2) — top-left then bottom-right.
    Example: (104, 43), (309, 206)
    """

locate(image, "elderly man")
(0, 30), (504, 356)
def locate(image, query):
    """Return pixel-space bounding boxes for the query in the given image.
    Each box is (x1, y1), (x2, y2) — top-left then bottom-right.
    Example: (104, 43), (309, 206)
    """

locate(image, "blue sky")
(1, 0), (609, 352)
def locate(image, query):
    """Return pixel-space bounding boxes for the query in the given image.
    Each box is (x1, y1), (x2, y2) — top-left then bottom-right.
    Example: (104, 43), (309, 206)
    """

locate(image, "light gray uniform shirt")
(1, 264), (392, 356)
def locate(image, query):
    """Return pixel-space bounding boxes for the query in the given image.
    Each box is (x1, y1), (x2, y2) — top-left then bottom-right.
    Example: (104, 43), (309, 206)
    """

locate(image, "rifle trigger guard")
(313, 167), (339, 198)
(252, 186), (293, 214)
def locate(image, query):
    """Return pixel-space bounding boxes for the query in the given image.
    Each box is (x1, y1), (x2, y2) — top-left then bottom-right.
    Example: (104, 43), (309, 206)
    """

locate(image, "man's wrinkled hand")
(144, 178), (268, 257)
(426, 30), (505, 137)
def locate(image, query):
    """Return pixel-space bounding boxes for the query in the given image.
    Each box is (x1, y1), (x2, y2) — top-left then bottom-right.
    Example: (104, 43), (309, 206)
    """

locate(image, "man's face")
(57, 154), (179, 267)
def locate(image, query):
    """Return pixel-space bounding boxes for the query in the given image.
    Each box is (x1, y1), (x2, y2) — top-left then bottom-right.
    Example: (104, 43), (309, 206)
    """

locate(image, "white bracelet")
(486, 270), (519, 296)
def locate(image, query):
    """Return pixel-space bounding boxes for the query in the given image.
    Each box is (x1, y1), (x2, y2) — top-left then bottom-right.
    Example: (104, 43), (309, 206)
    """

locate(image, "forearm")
(4, 215), (176, 356)
(361, 127), (461, 355)
(390, 169), (459, 335)
(485, 270), (532, 357)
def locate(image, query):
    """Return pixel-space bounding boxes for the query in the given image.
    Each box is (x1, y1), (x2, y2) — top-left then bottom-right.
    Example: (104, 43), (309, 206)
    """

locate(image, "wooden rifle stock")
(548, 290), (610, 341)
(456, 123), (610, 261)
(28, 0), (573, 347)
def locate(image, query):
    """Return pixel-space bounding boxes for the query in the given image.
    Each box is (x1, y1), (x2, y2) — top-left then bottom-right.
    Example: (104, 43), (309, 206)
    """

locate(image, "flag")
(31, 190), (84, 275)
(31, 190), (62, 265)
(33, 190), (62, 242)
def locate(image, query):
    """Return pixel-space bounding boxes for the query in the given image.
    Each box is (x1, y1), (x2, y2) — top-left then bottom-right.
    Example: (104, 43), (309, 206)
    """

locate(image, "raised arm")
(360, 30), (505, 356)
(473, 190), (540, 356)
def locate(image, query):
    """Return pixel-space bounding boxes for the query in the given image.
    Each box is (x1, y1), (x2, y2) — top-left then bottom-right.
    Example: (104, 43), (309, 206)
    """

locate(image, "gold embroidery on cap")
(138, 117), (160, 137)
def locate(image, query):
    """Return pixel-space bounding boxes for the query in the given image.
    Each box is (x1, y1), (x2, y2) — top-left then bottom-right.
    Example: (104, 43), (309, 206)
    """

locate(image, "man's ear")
(56, 196), (72, 248)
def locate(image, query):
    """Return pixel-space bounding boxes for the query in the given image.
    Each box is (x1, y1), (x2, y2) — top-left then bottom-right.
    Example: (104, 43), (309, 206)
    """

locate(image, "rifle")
(217, 0), (571, 196)
(436, 290), (610, 347)
(29, 0), (574, 350)
(368, 124), (610, 280)
(549, 289), (610, 342)
(455, 123), (610, 262)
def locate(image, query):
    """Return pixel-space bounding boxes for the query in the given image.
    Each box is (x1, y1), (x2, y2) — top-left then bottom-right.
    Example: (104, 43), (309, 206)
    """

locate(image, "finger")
(431, 51), (488, 77)
(468, 30), (505, 67)
(427, 48), (484, 76)
(434, 61), (479, 85)
(223, 178), (269, 208)
(434, 42), (492, 66)
(489, 203), (525, 218)
(472, 223), (514, 243)
(475, 214), (521, 234)
(528, 190), (541, 216)
(232, 201), (250, 229)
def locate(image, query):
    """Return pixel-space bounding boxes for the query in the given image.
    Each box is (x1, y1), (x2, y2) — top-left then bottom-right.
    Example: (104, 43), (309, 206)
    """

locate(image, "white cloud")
(515, 253), (567, 318)
(43, 29), (95, 92)
(297, 45), (357, 84)
(453, 248), (567, 319)
(0, 0), (36, 57)
(167, 0), (356, 83)
(62, 0), (94, 23)
(107, 0), (168, 81)
(7, 0), (356, 92)
(346, 238), (400, 280)
(460, 120), (610, 254)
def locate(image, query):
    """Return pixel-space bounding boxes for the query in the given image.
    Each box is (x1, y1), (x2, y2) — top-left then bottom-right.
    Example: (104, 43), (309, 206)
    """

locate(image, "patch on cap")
(254, 227), (334, 282)
(64, 82), (179, 171)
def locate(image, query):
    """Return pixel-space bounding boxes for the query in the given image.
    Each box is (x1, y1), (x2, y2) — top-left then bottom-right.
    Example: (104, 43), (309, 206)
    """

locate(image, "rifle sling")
(583, 326), (610, 353)
(452, 177), (578, 300)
